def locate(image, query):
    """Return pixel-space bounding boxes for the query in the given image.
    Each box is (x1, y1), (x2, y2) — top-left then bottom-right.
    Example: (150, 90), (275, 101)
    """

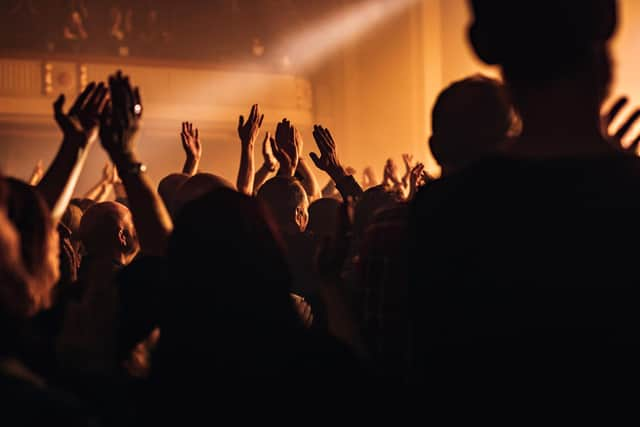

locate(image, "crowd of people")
(1, 0), (639, 422)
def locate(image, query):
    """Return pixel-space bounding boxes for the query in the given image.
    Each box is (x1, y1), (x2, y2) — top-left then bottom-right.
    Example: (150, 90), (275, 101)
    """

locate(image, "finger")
(258, 114), (264, 128)
(122, 76), (134, 116)
(181, 133), (188, 147)
(70, 82), (96, 115)
(53, 94), (65, 117)
(628, 134), (640, 154)
(614, 109), (640, 142)
(324, 128), (336, 148)
(96, 88), (110, 114)
(249, 104), (257, 123)
(238, 115), (245, 131)
(605, 97), (629, 127)
(91, 83), (109, 114)
(195, 128), (199, 140)
(270, 137), (279, 155)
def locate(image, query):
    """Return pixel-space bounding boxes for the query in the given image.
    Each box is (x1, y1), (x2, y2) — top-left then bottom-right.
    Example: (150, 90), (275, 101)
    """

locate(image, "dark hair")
(4, 178), (52, 277)
(158, 173), (189, 217)
(468, 0), (617, 82)
(308, 197), (341, 238)
(430, 75), (514, 169)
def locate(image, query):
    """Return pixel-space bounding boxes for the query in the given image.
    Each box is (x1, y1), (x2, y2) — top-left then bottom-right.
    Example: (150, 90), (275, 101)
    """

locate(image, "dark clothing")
(410, 154), (640, 387)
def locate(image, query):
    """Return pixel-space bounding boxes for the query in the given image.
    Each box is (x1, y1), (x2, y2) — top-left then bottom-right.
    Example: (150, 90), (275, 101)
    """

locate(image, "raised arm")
(28, 160), (44, 186)
(253, 131), (278, 194)
(181, 121), (202, 176)
(38, 82), (108, 222)
(293, 128), (322, 201)
(99, 71), (172, 256)
(310, 125), (363, 202)
(236, 104), (264, 196)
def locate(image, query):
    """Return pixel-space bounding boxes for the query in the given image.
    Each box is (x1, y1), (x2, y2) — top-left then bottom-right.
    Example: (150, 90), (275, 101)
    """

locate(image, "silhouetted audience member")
(410, 0), (638, 389)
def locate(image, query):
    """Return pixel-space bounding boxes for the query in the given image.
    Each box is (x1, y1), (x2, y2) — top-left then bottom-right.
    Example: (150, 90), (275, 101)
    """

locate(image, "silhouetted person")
(410, 0), (638, 389)
(151, 188), (363, 413)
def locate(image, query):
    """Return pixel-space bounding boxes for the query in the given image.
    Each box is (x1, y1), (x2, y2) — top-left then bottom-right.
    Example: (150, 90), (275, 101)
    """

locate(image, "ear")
(295, 206), (308, 232)
(117, 228), (128, 250)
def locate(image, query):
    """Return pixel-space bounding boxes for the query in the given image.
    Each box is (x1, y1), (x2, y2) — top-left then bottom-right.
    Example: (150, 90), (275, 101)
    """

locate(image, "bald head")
(79, 202), (139, 263)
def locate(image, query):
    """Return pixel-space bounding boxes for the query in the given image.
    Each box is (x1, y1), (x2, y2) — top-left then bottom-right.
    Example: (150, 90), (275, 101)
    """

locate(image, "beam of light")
(203, 0), (422, 104)
(280, 0), (421, 72)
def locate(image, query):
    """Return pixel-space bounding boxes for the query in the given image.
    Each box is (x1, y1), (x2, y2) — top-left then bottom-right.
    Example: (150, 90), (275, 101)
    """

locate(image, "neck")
(506, 78), (613, 157)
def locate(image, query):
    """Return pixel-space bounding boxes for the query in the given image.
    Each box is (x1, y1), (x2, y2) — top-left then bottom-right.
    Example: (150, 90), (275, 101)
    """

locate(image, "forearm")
(330, 168), (363, 202)
(112, 152), (173, 256)
(38, 140), (91, 222)
(182, 155), (200, 176)
(296, 158), (322, 201)
(236, 144), (255, 196)
(83, 180), (108, 201)
(253, 163), (276, 194)
(94, 183), (113, 203)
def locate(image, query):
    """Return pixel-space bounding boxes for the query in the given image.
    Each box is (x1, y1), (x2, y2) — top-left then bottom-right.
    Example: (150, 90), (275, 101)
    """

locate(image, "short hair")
(430, 75), (514, 168)
(307, 197), (341, 238)
(256, 177), (308, 229)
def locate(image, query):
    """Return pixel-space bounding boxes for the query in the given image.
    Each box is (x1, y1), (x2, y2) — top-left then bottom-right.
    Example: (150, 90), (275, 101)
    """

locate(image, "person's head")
(79, 201), (139, 265)
(173, 173), (234, 217)
(468, 0), (617, 107)
(2, 178), (59, 312)
(257, 177), (309, 235)
(158, 173), (189, 218)
(307, 198), (341, 239)
(160, 188), (300, 377)
(352, 185), (401, 243)
(430, 75), (515, 175)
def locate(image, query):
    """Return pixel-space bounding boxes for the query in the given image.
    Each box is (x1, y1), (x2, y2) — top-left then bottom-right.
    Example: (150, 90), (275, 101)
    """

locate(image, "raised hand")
(54, 81), (109, 149)
(262, 131), (278, 171)
(181, 121), (202, 176)
(238, 104), (264, 147)
(383, 158), (401, 187)
(310, 125), (345, 179)
(603, 96), (640, 154)
(99, 71), (143, 161)
(402, 153), (414, 186)
(408, 162), (426, 200)
(271, 119), (299, 176)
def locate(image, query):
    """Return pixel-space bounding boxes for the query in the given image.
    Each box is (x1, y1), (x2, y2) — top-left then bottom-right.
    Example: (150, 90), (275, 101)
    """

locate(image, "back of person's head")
(158, 173), (189, 218)
(79, 201), (138, 262)
(61, 204), (83, 237)
(353, 185), (401, 242)
(468, 0), (617, 91)
(257, 176), (309, 235)
(430, 75), (515, 173)
(307, 197), (341, 239)
(172, 173), (233, 216)
(2, 178), (58, 312)
(160, 188), (300, 378)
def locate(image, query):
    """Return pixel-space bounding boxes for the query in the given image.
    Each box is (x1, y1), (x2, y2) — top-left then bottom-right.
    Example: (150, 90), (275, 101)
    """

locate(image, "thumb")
(309, 152), (322, 168)
(53, 94), (65, 117)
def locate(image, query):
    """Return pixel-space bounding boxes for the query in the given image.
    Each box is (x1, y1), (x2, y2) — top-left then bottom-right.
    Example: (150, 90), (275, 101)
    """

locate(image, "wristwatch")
(123, 162), (147, 176)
